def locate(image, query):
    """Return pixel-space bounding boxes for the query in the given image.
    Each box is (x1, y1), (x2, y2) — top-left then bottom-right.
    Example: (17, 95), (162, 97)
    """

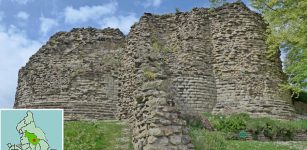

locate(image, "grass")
(226, 140), (297, 150)
(64, 120), (133, 150)
(190, 129), (307, 150)
(188, 113), (307, 150)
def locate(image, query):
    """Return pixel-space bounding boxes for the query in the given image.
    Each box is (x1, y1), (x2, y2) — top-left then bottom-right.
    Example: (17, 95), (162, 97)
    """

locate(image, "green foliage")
(207, 113), (250, 133)
(246, 117), (281, 139)
(290, 119), (307, 132)
(292, 90), (307, 103)
(250, 0), (307, 93)
(190, 129), (227, 150)
(201, 113), (307, 140)
(143, 71), (156, 80)
(64, 121), (133, 150)
(189, 129), (302, 150)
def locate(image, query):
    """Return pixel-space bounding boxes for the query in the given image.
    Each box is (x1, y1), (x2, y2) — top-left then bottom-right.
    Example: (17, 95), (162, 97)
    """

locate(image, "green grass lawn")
(64, 120), (133, 150)
(64, 120), (307, 150)
(226, 140), (298, 150)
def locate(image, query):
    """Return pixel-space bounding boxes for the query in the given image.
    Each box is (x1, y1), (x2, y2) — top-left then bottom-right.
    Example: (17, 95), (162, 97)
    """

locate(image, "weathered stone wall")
(14, 28), (125, 120)
(294, 101), (307, 116)
(120, 8), (217, 119)
(118, 3), (296, 148)
(14, 2), (300, 149)
(120, 12), (194, 149)
(209, 3), (295, 119)
(119, 2), (295, 122)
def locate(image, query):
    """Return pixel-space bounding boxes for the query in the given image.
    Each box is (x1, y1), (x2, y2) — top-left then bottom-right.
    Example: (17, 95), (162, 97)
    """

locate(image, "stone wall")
(14, 2), (301, 149)
(294, 101), (307, 116)
(14, 28), (125, 120)
(209, 3), (295, 119)
(15, 2), (295, 121)
(119, 2), (295, 122)
(118, 3), (296, 148)
(120, 12), (194, 149)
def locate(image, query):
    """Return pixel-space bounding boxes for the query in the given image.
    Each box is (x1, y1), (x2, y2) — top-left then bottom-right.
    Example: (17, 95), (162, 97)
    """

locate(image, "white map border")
(0, 109), (64, 150)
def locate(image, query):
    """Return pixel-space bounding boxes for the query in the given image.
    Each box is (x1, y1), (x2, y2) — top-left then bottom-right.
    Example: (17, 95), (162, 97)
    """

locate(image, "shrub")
(293, 91), (307, 103)
(224, 113), (250, 132)
(239, 116), (307, 140)
(246, 117), (267, 134)
(203, 113), (307, 140)
(276, 120), (295, 140)
(190, 129), (227, 150)
(206, 113), (250, 133)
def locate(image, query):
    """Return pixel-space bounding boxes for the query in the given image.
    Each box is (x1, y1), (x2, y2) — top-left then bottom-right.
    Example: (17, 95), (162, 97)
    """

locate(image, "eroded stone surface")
(15, 27), (125, 120)
(14, 2), (298, 150)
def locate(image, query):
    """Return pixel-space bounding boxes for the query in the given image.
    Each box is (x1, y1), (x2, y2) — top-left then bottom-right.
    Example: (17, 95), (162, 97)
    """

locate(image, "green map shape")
(25, 130), (41, 145)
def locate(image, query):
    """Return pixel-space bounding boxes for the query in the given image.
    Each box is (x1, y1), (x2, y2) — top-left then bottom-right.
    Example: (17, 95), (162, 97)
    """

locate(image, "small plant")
(152, 40), (163, 52)
(190, 129), (227, 150)
(143, 71), (156, 80)
(207, 113), (250, 133)
(151, 37), (176, 53)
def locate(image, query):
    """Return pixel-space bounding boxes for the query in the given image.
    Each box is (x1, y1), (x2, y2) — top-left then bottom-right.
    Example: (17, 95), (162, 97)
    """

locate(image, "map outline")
(0, 109), (64, 150)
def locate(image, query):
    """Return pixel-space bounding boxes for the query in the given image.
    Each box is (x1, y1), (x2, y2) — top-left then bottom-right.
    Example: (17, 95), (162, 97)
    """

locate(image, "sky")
(0, 0), (254, 108)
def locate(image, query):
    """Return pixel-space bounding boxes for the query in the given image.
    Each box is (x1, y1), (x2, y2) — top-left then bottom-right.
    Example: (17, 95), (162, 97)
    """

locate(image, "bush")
(207, 113), (250, 133)
(202, 113), (307, 140)
(247, 117), (297, 140)
(293, 91), (307, 103)
(225, 113), (250, 132)
(246, 117), (267, 134)
(190, 129), (227, 150)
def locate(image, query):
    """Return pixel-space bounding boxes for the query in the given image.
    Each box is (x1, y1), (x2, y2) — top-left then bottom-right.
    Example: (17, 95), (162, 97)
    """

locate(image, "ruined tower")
(14, 28), (125, 120)
(14, 2), (297, 149)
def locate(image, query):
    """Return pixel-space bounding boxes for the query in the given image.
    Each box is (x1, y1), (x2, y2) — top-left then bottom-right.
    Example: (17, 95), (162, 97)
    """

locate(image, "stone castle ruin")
(14, 2), (300, 149)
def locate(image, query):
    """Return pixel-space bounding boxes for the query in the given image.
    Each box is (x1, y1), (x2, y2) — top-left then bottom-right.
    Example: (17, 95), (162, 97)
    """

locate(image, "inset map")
(1, 109), (63, 150)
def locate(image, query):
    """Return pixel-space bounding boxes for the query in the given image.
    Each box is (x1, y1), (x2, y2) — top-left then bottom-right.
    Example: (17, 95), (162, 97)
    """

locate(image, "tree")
(250, 0), (307, 94)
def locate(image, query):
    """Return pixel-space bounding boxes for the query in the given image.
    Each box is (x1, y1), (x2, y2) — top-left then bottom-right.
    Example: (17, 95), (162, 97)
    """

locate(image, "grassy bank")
(188, 113), (307, 150)
(64, 120), (132, 150)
